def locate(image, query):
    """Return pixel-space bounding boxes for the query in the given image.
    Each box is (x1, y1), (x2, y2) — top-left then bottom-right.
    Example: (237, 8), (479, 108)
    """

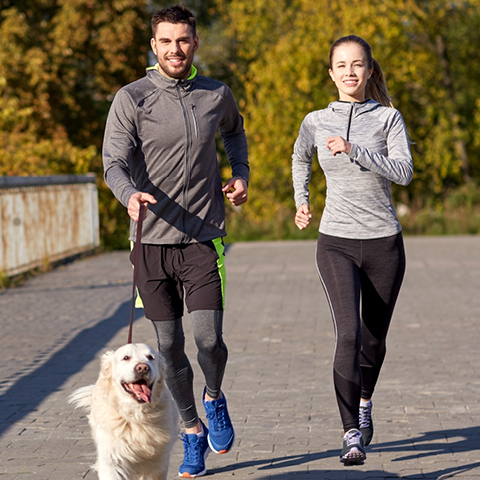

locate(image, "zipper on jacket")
(191, 105), (199, 138)
(346, 102), (355, 141)
(177, 83), (192, 243)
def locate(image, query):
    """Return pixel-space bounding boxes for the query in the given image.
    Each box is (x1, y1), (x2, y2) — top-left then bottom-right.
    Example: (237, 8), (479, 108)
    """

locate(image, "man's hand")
(326, 136), (352, 156)
(222, 177), (248, 207)
(295, 204), (312, 230)
(127, 192), (157, 222)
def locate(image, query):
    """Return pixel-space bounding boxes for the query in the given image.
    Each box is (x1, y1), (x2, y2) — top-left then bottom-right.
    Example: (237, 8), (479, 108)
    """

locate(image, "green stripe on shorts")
(212, 237), (226, 310)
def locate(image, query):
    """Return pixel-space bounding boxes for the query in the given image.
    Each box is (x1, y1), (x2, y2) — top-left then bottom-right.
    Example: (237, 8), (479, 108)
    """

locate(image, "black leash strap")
(128, 204), (146, 344)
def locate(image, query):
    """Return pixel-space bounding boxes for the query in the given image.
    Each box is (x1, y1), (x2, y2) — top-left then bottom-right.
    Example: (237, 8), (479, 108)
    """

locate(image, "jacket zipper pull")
(191, 105), (199, 138)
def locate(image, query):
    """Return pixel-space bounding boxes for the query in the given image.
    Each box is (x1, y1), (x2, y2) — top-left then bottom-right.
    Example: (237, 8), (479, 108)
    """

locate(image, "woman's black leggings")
(316, 232), (406, 432)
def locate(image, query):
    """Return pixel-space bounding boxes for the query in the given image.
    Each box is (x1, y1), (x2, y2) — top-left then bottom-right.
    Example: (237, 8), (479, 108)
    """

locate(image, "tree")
(0, 0), (151, 247)
(211, 0), (480, 237)
(4, 0), (480, 244)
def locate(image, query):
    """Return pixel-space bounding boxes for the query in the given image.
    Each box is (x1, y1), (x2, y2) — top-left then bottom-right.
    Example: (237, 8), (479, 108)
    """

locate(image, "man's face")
(150, 22), (198, 80)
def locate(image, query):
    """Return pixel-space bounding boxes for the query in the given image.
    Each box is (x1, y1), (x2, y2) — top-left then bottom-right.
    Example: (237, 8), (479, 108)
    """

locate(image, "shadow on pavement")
(251, 461), (480, 479)
(369, 426), (480, 461)
(210, 426), (480, 479)
(0, 299), (143, 438)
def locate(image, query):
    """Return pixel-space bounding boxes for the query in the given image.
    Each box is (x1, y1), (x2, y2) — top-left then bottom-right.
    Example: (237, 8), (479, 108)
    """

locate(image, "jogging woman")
(291, 35), (413, 465)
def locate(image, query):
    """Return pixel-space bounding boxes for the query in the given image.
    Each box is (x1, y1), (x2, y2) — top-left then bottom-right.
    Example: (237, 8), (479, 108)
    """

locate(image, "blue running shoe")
(178, 422), (210, 478)
(203, 388), (235, 454)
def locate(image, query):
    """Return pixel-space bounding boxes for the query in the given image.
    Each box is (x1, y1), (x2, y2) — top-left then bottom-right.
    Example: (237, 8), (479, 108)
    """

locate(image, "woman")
(292, 35), (413, 465)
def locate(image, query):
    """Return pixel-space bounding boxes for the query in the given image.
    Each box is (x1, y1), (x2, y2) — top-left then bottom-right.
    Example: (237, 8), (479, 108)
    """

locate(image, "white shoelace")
(344, 429), (362, 446)
(359, 401), (372, 428)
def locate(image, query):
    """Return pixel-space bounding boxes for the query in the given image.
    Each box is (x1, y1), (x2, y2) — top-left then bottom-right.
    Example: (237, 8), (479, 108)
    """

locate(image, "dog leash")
(128, 203), (146, 344)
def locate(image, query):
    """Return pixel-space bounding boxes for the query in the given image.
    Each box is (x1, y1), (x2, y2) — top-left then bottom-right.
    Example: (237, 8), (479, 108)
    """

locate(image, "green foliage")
(0, 269), (10, 289)
(0, 0), (151, 247)
(208, 0), (480, 237)
(225, 205), (320, 242)
(401, 181), (480, 236)
(3, 0), (480, 248)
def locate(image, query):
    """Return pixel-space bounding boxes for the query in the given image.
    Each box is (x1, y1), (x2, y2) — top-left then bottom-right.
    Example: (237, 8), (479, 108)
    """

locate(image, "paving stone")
(0, 238), (480, 478)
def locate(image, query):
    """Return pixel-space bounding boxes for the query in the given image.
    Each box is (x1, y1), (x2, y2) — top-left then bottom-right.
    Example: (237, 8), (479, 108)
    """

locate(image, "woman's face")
(329, 43), (373, 102)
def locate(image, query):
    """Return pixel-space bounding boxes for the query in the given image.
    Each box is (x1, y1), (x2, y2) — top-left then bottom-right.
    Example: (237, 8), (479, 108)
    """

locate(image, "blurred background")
(2, 0), (480, 248)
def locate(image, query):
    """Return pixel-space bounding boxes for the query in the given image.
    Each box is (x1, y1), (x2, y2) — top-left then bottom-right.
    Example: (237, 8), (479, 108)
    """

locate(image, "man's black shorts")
(131, 239), (225, 321)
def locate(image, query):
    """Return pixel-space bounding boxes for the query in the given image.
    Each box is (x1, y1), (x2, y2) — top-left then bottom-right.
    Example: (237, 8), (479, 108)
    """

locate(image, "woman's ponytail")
(366, 59), (393, 107)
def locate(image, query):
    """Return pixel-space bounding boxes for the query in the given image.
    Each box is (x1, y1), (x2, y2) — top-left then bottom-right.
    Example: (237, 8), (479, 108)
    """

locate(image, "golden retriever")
(69, 343), (178, 480)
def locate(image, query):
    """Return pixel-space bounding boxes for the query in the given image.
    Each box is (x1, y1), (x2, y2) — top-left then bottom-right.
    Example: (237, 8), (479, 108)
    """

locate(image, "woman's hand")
(295, 204), (312, 230)
(326, 136), (352, 156)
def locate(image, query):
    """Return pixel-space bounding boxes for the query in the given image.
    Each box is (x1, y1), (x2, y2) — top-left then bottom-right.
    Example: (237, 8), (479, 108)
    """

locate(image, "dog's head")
(100, 343), (164, 405)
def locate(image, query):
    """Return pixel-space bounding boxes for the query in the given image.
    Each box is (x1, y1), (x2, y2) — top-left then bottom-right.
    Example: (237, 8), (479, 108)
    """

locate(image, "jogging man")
(102, 4), (249, 477)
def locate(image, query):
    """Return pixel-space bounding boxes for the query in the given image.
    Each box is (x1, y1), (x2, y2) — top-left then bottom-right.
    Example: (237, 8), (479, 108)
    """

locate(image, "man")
(102, 4), (249, 478)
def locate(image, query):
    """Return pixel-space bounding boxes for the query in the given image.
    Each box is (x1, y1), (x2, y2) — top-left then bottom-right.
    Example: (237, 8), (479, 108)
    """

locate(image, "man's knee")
(195, 334), (226, 356)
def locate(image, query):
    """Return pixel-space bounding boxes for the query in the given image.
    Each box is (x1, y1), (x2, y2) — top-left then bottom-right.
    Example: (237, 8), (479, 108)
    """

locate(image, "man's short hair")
(151, 4), (197, 37)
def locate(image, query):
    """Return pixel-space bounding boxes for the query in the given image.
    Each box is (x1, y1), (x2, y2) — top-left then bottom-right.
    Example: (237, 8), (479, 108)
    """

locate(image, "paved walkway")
(0, 237), (479, 479)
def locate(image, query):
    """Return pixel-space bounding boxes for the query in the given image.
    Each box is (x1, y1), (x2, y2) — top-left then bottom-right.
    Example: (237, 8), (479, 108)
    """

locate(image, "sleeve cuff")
(348, 143), (358, 158)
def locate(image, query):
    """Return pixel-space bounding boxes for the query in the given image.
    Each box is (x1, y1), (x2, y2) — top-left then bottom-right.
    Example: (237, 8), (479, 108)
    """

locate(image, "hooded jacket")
(103, 67), (249, 244)
(292, 99), (413, 240)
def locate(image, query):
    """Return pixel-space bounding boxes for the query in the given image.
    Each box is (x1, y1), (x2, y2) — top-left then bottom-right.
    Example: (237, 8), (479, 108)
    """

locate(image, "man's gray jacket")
(103, 68), (249, 244)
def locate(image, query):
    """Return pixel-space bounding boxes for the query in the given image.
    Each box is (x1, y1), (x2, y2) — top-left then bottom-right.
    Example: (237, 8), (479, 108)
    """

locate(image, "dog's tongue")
(130, 383), (152, 403)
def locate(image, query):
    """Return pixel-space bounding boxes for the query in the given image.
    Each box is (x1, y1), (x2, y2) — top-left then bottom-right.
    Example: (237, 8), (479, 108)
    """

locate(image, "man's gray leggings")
(151, 309), (227, 428)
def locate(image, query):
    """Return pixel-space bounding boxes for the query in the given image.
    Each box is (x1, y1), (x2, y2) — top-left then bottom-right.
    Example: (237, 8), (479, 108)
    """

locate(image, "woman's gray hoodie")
(292, 99), (413, 240)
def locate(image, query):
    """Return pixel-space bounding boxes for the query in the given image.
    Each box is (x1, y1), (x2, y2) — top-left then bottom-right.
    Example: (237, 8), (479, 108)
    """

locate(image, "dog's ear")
(100, 350), (114, 379)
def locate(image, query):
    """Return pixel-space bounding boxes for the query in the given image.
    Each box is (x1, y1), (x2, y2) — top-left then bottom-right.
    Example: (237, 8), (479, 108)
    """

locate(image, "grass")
(401, 182), (480, 236)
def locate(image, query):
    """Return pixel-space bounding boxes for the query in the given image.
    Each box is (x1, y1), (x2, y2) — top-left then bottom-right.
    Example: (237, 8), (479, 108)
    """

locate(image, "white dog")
(69, 343), (178, 480)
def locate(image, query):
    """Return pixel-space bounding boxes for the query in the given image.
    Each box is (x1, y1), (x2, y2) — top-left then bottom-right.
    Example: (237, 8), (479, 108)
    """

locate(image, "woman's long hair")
(329, 35), (393, 107)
